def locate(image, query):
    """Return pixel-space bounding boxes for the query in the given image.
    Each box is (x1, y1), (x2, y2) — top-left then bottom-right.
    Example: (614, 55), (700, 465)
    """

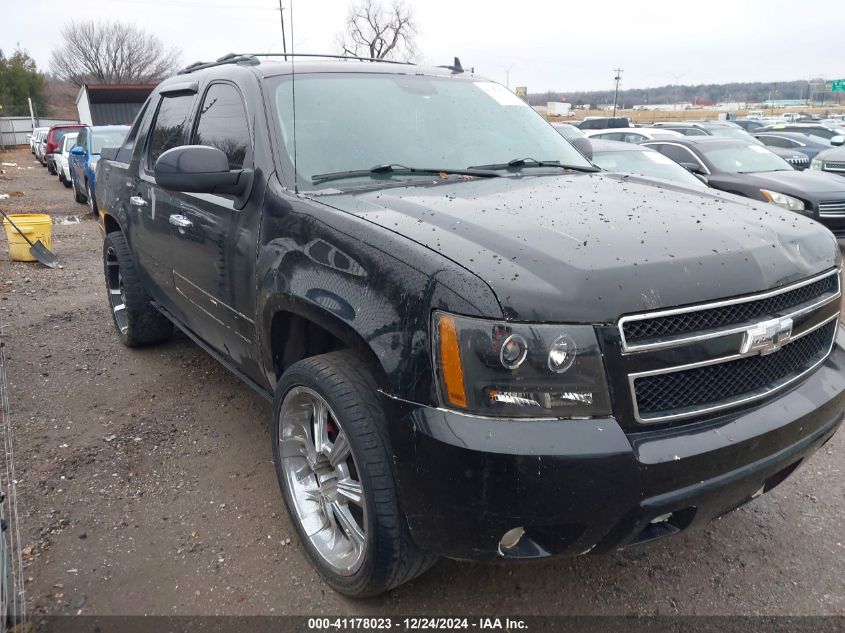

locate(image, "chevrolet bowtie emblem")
(740, 317), (794, 356)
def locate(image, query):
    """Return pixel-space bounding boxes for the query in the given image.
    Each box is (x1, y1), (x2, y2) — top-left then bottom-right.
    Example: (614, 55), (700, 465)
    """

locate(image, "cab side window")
(192, 83), (252, 170)
(146, 93), (196, 171)
(75, 129), (87, 149)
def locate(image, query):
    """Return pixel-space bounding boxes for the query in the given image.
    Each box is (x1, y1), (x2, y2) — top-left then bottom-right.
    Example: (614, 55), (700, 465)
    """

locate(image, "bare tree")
(336, 0), (417, 61)
(49, 21), (181, 86)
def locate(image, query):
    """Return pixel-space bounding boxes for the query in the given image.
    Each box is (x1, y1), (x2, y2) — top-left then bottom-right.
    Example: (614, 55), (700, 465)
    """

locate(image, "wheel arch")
(261, 295), (390, 393)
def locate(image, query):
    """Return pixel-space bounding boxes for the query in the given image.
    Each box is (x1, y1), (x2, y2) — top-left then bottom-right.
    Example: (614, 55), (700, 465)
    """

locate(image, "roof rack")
(178, 52), (416, 74)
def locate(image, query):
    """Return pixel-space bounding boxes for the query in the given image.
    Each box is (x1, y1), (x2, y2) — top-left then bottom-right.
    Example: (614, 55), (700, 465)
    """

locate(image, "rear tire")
(72, 177), (86, 204)
(102, 231), (173, 347)
(87, 181), (98, 215)
(272, 351), (437, 597)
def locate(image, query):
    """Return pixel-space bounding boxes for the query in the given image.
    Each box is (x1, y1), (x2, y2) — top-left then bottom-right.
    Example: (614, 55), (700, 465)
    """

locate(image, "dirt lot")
(1, 146), (844, 619)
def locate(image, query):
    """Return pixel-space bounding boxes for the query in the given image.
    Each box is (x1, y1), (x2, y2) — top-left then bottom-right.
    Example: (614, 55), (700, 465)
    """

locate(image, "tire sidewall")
(271, 363), (385, 597)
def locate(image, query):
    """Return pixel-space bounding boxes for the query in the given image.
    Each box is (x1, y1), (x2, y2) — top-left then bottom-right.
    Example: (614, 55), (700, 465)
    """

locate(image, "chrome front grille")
(819, 201), (845, 217)
(633, 321), (836, 421)
(787, 156), (809, 166)
(619, 269), (841, 423)
(822, 161), (845, 172)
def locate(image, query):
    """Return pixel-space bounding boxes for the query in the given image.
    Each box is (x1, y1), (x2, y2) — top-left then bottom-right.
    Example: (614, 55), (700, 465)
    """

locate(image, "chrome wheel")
(105, 246), (128, 335)
(279, 386), (367, 575)
(87, 183), (95, 213)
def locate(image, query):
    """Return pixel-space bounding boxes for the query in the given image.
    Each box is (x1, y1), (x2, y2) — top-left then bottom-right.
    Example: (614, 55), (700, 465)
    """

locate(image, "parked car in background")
(29, 127), (48, 153)
(588, 139), (707, 188)
(69, 125), (130, 214)
(575, 116), (630, 130)
(34, 130), (49, 164)
(54, 133), (78, 188)
(584, 127), (683, 142)
(754, 123), (845, 146)
(642, 137), (845, 237)
(754, 131), (830, 163)
(44, 124), (85, 175)
(732, 119), (769, 133)
(811, 146), (845, 178)
(653, 121), (810, 168)
(94, 55), (845, 597)
(550, 122), (592, 157)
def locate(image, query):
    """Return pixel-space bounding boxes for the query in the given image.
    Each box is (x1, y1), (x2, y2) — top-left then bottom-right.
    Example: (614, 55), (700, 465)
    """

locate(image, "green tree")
(0, 47), (47, 118)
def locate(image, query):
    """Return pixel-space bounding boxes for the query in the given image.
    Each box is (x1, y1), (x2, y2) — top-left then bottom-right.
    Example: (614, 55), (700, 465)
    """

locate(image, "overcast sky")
(5, 0), (844, 93)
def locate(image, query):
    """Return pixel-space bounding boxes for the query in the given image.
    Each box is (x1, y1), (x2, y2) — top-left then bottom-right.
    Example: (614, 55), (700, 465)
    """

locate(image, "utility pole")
(612, 68), (623, 117)
(503, 65), (513, 89)
(278, 0), (288, 60)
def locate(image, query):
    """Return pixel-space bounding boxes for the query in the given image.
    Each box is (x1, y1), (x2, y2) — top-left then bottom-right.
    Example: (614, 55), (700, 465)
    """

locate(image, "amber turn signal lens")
(438, 315), (468, 408)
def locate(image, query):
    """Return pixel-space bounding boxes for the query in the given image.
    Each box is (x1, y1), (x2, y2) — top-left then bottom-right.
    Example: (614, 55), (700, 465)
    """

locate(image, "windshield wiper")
(311, 164), (500, 184)
(468, 157), (598, 172)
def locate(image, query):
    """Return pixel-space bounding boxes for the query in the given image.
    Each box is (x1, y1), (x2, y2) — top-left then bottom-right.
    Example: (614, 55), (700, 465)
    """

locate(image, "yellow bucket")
(2, 214), (53, 262)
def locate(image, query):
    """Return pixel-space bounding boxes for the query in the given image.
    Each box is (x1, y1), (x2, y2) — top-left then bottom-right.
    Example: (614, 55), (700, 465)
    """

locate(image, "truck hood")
(312, 173), (840, 322)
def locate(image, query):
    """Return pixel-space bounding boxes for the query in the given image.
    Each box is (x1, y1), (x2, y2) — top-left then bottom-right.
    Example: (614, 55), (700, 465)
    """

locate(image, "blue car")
(69, 125), (130, 214)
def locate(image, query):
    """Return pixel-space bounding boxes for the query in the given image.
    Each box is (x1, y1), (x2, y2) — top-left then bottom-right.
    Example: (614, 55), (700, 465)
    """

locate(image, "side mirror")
(680, 162), (707, 176)
(154, 145), (247, 195)
(71, 146), (85, 155)
(831, 135), (845, 147)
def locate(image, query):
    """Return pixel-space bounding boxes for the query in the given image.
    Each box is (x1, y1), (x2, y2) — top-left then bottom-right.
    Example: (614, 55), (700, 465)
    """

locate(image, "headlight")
(432, 311), (611, 418)
(810, 159), (823, 171)
(760, 189), (805, 211)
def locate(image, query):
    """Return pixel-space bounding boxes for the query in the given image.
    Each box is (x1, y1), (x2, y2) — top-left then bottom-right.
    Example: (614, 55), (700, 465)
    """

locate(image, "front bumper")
(387, 332), (845, 561)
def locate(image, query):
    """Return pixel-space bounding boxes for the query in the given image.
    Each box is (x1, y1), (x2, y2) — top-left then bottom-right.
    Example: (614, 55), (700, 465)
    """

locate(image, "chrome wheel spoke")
(332, 501), (365, 550)
(301, 507), (330, 537)
(336, 478), (364, 506)
(328, 430), (351, 468)
(313, 400), (329, 456)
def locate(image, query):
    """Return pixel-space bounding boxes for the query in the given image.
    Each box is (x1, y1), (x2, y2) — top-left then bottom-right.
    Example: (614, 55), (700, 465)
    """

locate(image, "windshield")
(592, 149), (706, 188)
(271, 73), (592, 186)
(699, 143), (793, 173)
(92, 130), (129, 154)
(63, 135), (78, 152)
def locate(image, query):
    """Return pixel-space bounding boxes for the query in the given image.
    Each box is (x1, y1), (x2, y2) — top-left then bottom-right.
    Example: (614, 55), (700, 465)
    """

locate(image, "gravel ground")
(1, 146), (844, 619)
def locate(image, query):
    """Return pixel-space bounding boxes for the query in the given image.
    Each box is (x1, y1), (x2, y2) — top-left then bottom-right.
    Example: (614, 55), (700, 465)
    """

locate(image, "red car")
(43, 124), (84, 174)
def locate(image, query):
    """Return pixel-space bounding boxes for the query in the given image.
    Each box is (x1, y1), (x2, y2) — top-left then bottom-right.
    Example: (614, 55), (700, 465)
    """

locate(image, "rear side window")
(192, 83), (251, 170)
(147, 93), (195, 170)
(654, 144), (699, 165)
(75, 129), (87, 148)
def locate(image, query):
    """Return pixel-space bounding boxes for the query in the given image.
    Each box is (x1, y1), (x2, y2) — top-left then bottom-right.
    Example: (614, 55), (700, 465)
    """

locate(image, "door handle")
(130, 195), (147, 207)
(169, 214), (193, 229)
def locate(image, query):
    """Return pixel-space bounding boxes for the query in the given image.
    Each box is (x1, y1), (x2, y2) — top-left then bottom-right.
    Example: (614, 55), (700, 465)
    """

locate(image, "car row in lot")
(562, 116), (845, 238)
(29, 123), (130, 214)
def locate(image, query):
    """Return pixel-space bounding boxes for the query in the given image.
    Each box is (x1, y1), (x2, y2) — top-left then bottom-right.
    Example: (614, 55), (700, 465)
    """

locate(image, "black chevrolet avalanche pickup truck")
(95, 54), (845, 597)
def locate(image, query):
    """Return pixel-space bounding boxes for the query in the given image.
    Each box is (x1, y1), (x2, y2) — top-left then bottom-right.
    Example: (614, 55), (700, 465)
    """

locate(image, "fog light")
(548, 335), (577, 373)
(499, 334), (528, 369)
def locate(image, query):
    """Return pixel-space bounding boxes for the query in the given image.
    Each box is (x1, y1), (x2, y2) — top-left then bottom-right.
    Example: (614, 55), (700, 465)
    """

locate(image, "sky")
(4, 0), (844, 93)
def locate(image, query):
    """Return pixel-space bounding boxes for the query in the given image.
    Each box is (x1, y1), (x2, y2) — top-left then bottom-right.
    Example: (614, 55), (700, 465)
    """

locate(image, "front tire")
(272, 351), (437, 597)
(102, 231), (173, 347)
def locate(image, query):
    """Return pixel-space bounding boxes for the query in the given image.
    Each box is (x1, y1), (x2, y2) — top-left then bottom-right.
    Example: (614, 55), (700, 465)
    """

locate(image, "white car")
(29, 127), (48, 154)
(584, 127), (684, 143)
(34, 130), (49, 163)
(54, 133), (78, 188)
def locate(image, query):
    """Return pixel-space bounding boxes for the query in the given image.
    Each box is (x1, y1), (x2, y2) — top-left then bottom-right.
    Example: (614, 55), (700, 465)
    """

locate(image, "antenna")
(290, 0), (298, 194)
